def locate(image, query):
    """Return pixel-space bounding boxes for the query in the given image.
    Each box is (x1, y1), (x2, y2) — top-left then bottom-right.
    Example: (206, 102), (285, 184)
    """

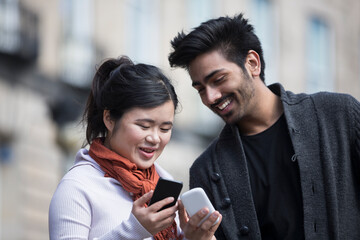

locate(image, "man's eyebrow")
(192, 69), (224, 87)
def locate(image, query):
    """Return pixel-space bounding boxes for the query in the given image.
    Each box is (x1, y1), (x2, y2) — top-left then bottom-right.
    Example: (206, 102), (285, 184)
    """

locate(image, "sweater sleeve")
(49, 179), (92, 240)
(95, 214), (152, 240)
(48, 179), (153, 240)
(351, 96), (360, 164)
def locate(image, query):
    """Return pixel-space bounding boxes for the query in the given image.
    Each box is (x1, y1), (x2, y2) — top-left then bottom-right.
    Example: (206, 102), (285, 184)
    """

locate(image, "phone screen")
(149, 177), (183, 211)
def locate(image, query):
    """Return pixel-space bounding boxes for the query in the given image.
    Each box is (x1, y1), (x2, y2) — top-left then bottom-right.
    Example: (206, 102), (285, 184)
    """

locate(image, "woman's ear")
(246, 50), (261, 77)
(103, 110), (114, 133)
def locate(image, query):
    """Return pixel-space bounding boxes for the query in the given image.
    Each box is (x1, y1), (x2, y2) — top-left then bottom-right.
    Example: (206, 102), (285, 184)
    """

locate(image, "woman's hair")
(82, 56), (179, 146)
(168, 13), (266, 81)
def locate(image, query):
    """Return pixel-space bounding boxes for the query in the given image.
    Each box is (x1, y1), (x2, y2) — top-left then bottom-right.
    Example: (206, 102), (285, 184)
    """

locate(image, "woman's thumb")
(134, 190), (154, 207)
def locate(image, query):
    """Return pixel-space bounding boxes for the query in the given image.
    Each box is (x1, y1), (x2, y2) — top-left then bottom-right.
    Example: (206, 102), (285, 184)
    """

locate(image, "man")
(168, 13), (360, 239)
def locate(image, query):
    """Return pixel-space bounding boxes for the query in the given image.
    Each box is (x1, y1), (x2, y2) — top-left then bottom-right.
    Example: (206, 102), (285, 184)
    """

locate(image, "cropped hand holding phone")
(132, 191), (178, 235)
(180, 188), (220, 226)
(178, 188), (222, 240)
(131, 177), (182, 235)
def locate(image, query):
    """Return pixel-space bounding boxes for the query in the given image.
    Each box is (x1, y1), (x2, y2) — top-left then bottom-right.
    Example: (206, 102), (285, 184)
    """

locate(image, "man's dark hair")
(168, 13), (266, 81)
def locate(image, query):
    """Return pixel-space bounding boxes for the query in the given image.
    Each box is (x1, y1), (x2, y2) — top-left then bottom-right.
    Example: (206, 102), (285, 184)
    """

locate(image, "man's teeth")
(218, 99), (231, 110)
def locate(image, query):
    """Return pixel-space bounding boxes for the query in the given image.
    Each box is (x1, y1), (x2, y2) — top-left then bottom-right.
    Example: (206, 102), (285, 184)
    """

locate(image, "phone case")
(180, 187), (219, 226)
(149, 177), (183, 211)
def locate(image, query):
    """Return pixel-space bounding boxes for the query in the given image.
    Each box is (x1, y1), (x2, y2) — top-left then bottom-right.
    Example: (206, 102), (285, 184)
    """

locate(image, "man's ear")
(245, 50), (261, 77)
(103, 110), (114, 132)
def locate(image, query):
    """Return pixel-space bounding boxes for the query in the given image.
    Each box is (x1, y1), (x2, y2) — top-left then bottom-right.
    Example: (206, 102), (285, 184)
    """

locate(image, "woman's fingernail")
(201, 208), (208, 215)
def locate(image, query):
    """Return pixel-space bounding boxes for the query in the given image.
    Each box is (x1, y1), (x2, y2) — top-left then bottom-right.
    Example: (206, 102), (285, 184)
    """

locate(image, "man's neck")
(238, 85), (283, 136)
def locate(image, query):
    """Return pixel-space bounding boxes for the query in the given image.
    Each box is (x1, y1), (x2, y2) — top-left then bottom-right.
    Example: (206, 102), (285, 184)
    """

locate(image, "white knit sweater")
(49, 148), (183, 240)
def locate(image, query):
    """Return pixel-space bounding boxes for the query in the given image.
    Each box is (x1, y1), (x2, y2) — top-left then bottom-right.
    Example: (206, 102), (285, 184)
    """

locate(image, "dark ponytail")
(82, 56), (178, 146)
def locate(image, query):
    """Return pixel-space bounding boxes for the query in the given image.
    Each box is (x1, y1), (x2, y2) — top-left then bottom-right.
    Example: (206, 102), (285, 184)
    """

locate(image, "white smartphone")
(180, 187), (220, 226)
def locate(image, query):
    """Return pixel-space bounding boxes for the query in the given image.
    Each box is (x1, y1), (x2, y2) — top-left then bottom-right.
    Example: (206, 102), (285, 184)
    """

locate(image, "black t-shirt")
(241, 114), (304, 239)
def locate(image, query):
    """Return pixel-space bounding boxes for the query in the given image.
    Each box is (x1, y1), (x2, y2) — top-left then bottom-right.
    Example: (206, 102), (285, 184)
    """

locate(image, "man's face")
(188, 50), (256, 125)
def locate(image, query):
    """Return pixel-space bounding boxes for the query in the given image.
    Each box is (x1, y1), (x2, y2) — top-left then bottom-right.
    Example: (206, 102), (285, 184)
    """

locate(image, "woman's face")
(104, 101), (175, 169)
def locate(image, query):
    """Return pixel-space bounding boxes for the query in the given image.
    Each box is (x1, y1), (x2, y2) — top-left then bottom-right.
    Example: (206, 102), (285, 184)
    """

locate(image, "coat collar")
(268, 83), (309, 105)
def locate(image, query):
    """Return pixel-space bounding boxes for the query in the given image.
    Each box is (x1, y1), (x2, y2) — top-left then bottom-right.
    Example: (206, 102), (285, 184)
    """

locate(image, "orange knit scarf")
(89, 137), (180, 240)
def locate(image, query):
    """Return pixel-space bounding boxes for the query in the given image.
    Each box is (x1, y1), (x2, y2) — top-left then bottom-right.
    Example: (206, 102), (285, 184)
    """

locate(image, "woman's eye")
(160, 126), (172, 132)
(137, 124), (150, 129)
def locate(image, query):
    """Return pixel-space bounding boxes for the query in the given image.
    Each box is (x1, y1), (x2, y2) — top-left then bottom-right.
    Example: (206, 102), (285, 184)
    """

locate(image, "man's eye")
(214, 76), (225, 83)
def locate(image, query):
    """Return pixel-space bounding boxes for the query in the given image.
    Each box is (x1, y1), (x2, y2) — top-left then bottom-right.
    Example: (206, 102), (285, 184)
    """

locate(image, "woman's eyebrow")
(135, 118), (154, 123)
(135, 119), (173, 125)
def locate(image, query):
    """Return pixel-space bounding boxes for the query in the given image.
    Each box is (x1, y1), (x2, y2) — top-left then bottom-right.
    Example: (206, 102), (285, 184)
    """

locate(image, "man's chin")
(219, 111), (237, 124)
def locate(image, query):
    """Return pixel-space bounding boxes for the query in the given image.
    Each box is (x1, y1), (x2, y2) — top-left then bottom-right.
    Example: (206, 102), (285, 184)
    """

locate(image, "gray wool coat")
(190, 83), (360, 240)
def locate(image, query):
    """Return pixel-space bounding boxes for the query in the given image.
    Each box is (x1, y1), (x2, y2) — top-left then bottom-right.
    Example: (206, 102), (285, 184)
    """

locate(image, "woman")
(49, 56), (221, 240)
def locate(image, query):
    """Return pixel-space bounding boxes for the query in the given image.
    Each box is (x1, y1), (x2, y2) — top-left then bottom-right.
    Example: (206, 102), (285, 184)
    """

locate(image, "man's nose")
(205, 87), (221, 105)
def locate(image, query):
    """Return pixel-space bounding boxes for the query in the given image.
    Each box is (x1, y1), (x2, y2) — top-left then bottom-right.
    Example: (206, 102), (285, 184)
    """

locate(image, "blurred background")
(0, 0), (359, 239)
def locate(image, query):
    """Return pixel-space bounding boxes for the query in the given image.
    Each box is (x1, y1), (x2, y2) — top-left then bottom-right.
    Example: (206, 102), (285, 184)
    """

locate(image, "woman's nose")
(145, 131), (160, 144)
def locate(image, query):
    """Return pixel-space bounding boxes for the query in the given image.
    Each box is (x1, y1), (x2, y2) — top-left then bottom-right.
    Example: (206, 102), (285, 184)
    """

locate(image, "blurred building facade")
(0, 0), (359, 239)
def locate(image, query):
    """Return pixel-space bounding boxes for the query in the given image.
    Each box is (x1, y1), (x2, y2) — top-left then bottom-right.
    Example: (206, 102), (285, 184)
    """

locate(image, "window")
(251, 0), (277, 85)
(0, 141), (12, 164)
(0, 0), (38, 60)
(0, 0), (20, 54)
(306, 17), (334, 93)
(0, 134), (13, 200)
(187, 0), (218, 28)
(59, 0), (95, 88)
(123, 0), (161, 65)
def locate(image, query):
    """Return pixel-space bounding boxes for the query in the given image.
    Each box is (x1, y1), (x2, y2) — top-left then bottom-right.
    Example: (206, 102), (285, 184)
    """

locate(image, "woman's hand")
(131, 191), (177, 235)
(178, 200), (222, 240)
